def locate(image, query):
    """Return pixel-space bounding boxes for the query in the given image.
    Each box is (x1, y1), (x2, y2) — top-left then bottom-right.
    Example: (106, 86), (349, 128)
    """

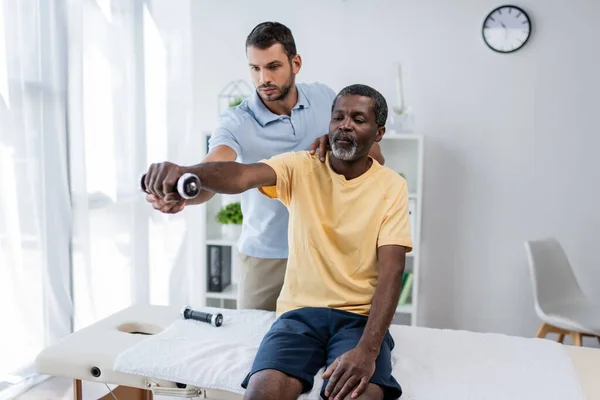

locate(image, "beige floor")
(15, 377), (171, 400)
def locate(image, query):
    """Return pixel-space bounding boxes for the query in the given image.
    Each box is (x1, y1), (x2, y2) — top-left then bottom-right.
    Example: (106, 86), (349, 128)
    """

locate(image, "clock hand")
(500, 21), (507, 39)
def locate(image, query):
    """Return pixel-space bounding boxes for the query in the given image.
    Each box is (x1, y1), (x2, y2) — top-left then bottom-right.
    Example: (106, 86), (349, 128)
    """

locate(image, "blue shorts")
(241, 307), (402, 399)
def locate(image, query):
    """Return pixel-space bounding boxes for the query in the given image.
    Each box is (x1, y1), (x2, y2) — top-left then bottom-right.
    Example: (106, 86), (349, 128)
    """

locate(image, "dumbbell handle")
(181, 305), (223, 327)
(140, 172), (201, 200)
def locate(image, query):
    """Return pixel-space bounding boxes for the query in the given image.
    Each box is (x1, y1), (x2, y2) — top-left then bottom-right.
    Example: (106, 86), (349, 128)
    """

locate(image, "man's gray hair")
(333, 84), (388, 127)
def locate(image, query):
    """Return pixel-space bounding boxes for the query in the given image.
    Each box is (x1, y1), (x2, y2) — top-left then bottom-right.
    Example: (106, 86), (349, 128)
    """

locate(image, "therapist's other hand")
(146, 193), (185, 214)
(143, 161), (184, 199)
(309, 134), (330, 162)
(322, 347), (377, 400)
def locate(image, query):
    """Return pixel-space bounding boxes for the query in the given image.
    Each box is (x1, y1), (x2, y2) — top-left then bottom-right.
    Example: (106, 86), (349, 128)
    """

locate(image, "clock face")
(482, 5), (531, 53)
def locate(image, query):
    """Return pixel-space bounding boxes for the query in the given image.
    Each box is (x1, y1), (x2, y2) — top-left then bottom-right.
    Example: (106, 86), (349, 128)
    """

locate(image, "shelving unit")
(204, 186), (243, 310)
(202, 131), (424, 326)
(207, 283), (238, 301)
(380, 132), (424, 327)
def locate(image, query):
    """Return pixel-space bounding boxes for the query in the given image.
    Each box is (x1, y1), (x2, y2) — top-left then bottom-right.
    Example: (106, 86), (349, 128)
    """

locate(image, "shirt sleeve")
(377, 179), (413, 252)
(207, 126), (241, 158)
(323, 83), (337, 104)
(207, 107), (244, 157)
(257, 152), (298, 207)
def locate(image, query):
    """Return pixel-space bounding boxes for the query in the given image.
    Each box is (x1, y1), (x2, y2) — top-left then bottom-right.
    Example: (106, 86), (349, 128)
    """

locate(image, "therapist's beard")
(330, 132), (359, 161)
(258, 69), (295, 102)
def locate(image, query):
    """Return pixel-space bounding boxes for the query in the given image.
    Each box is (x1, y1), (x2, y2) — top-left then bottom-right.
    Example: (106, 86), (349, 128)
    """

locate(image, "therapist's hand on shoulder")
(309, 134), (330, 162)
(322, 347), (377, 399)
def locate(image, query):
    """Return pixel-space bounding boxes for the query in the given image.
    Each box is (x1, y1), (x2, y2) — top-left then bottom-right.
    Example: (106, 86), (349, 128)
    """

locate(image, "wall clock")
(482, 5), (531, 53)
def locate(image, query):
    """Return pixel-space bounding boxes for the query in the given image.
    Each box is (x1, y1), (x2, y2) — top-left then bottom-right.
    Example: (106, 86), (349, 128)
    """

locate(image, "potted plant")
(216, 202), (243, 239)
(229, 97), (243, 108)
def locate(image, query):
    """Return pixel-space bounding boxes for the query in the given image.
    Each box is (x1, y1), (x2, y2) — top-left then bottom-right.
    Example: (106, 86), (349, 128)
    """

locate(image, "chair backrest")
(524, 237), (587, 316)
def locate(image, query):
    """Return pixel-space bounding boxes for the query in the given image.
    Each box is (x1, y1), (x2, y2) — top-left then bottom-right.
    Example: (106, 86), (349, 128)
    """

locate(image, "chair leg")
(535, 322), (592, 346)
(570, 332), (583, 346)
(535, 322), (550, 338)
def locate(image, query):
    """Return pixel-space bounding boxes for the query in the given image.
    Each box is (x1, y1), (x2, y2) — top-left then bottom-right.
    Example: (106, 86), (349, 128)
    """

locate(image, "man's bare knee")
(341, 383), (384, 400)
(244, 369), (303, 400)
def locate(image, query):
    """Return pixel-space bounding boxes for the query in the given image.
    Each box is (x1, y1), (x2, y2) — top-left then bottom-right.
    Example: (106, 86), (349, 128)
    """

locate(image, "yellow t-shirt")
(259, 151), (412, 316)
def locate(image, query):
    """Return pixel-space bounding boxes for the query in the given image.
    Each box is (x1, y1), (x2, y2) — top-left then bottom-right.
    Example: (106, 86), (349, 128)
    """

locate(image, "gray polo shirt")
(208, 82), (336, 258)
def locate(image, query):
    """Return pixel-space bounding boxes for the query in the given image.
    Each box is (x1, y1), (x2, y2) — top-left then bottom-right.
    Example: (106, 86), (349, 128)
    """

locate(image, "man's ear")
(375, 126), (386, 142)
(291, 54), (302, 74)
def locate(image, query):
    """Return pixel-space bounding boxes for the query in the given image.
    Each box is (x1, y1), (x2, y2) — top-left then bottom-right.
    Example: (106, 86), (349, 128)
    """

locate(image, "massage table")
(35, 305), (600, 400)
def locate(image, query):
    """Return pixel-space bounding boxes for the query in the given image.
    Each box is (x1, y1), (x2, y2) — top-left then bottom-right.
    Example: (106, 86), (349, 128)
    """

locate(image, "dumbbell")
(139, 172), (201, 200)
(181, 305), (223, 327)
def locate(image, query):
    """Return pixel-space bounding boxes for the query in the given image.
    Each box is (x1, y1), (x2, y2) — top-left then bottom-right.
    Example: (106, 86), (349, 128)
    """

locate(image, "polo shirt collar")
(294, 85), (310, 111)
(248, 85), (311, 127)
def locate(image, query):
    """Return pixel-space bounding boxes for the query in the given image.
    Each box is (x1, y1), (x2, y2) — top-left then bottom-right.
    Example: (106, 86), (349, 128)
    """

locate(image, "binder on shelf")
(207, 245), (232, 292)
(398, 272), (413, 305)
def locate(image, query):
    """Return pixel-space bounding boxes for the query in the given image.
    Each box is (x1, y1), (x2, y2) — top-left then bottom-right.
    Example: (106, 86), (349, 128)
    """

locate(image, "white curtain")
(0, 0), (72, 395)
(0, 0), (203, 396)
(68, 0), (203, 331)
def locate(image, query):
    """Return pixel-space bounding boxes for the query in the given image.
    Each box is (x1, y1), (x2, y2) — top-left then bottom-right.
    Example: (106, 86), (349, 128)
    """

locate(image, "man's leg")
(323, 309), (402, 400)
(237, 254), (286, 311)
(337, 383), (384, 400)
(241, 308), (328, 399)
(243, 369), (303, 400)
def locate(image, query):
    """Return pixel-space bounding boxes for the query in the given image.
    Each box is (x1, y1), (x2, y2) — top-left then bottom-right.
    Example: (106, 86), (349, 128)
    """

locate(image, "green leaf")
(216, 202), (243, 224)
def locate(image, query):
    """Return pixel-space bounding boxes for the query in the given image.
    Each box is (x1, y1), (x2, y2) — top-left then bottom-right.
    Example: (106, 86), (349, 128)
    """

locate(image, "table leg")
(98, 385), (153, 400)
(73, 379), (153, 400)
(143, 388), (153, 400)
(73, 379), (83, 400)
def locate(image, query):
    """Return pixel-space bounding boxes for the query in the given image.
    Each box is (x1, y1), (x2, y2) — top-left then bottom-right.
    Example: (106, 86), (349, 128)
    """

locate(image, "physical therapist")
(145, 21), (384, 311)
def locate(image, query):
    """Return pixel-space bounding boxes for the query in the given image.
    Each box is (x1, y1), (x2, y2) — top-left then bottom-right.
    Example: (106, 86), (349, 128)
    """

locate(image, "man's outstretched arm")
(186, 161), (277, 194)
(145, 145), (238, 213)
(184, 145), (238, 204)
(323, 245), (406, 399)
(143, 160), (277, 199)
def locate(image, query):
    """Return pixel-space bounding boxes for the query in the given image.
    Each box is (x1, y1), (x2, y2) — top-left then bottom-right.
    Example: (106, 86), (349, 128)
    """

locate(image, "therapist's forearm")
(369, 142), (385, 165)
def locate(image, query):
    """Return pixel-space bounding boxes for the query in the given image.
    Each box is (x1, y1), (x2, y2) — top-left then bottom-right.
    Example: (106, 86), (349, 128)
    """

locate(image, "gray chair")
(524, 237), (600, 345)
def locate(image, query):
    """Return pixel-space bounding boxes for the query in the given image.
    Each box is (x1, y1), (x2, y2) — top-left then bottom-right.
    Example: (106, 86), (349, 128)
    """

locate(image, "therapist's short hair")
(246, 22), (297, 59)
(333, 84), (388, 128)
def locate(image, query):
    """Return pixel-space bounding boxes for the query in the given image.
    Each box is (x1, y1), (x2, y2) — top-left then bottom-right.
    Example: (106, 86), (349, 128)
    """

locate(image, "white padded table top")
(35, 305), (241, 399)
(35, 305), (600, 400)
(35, 305), (192, 391)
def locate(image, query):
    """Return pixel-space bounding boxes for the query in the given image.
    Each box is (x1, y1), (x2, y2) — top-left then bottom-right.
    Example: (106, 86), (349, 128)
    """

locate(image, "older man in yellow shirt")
(143, 84), (412, 400)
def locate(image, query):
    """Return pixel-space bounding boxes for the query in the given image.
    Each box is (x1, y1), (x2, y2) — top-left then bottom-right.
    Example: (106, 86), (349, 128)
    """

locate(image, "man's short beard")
(259, 64), (295, 102)
(331, 145), (358, 161)
(330, 133), (359, 161)
(270, 79), (293, 101)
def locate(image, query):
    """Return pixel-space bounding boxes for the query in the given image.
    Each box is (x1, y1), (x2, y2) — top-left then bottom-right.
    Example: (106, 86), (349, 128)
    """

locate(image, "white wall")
(191, 0), (600, 339)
